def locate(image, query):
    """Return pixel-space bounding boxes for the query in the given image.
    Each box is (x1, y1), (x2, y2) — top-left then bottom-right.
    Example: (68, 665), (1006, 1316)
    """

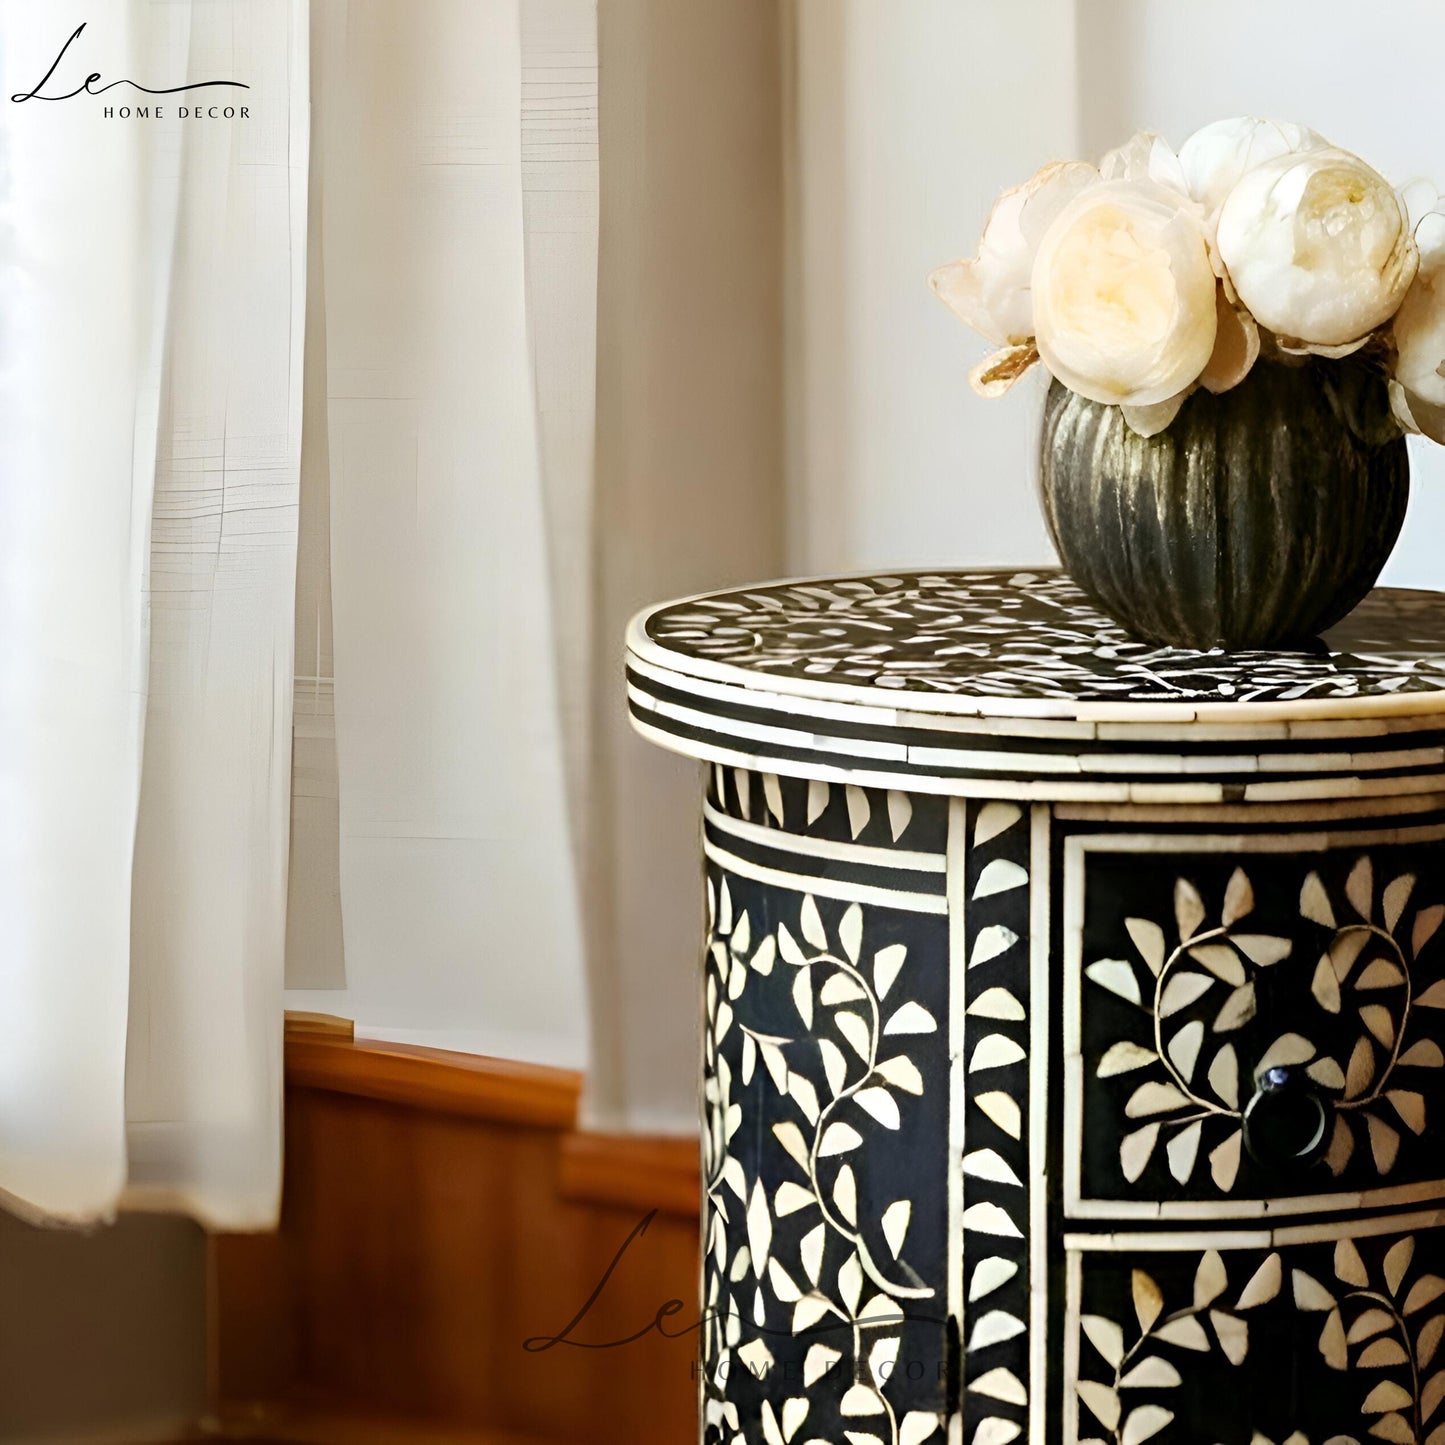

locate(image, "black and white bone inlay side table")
(627, 569), (1445, 1445)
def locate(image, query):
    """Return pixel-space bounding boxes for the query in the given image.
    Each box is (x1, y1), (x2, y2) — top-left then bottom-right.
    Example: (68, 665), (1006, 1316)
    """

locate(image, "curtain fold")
(0, 0), (308, 1227)
(123, 0), (309, 1228)
(0, 2), (164, 1223)
(308, 0), (590, 1066)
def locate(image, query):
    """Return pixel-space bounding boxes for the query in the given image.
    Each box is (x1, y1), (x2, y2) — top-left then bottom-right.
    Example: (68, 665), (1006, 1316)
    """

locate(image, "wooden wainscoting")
(207, 1020), (701, 1444)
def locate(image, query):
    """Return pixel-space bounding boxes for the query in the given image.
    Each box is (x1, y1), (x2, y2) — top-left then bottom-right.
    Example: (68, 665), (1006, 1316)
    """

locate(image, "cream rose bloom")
(1216, 147), (1418, 347)
(1030, 179), (1218, 409)
(929, 161), (1097, 348)
(1391, 209), (1445, 441)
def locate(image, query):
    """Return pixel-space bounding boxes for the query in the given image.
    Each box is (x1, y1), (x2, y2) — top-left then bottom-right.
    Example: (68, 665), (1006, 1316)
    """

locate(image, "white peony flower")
(1216, 147), (1418, 348)
(1390, 205), (1445, 441)
(929, 160), (1097, 349)
(1179, 116), (1326, 220)
(1030, 178), (1218, 408)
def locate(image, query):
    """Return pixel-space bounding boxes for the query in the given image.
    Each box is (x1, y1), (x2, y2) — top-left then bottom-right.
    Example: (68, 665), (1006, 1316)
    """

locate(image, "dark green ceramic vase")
(1038, 357), (1410, 650)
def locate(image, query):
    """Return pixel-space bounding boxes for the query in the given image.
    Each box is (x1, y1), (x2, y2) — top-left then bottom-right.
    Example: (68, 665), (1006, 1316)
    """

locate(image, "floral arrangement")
(930, 117), (1445, 439)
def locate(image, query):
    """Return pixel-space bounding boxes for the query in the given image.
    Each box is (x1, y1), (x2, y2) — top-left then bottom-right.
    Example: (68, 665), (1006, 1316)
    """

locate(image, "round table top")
(625, 569), (1445, 804)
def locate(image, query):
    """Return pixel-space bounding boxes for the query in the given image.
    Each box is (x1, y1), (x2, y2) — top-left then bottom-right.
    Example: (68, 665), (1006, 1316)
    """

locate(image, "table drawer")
(1064, 1215), (1445, 1445)
(1065, 828), (1445, 1222)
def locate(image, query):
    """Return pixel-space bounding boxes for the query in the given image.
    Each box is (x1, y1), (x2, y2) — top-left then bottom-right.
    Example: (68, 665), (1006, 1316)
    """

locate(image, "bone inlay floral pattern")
(1070, 1228), (1445, 1444)
(700, 770), (952, 1445)
(627, 572), (1445, 1445)
(640, 571), (1445, 704)
(1075, 845), (1445, 1209)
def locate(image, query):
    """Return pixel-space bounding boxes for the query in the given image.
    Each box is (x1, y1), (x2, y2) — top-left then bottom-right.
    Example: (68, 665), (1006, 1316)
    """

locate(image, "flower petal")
(930, 258), (997, 340)
(1121, 390), (1189, 437)
(1198, 288), (1260, 393)
(931, 161), (1098, 348)
(1179, 116), (1327, 218)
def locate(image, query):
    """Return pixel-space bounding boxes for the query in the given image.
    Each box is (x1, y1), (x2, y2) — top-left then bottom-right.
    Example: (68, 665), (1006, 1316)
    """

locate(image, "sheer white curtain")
(294, 0), (593, 1065)
(0, 0), (308, 1227)
(286, 0), (779, 1130)
(0, 0), (1094, 1225)
(0, 0), (598, 1228)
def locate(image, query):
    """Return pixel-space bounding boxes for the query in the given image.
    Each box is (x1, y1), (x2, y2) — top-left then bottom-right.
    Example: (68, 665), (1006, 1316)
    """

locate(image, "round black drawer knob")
(1243, 1066), (1330, 1170)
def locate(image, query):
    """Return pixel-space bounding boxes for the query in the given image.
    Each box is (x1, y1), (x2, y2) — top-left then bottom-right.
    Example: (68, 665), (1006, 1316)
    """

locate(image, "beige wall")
(0, 1212), (205, 1443)
(586, 0), (786, 1131)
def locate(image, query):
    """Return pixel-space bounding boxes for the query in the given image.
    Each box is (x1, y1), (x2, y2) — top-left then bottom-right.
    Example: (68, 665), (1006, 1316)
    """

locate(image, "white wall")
(1077, 0), (1445, 589)
(787, 0), (1079, 574)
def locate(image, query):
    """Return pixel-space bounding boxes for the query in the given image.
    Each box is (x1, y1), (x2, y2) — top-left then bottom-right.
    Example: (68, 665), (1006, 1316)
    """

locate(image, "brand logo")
(11, 22), (251, 119)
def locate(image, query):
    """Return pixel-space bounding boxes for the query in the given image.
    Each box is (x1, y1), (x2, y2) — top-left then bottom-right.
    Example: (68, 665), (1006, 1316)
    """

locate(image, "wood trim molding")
(284, 1010), (355, 1040)
(558, 1131), (701, 1218)
(213, 1022), (701, 1443)
(279, 1021), (704, 1203)
(283, 1020), (582, 1131)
